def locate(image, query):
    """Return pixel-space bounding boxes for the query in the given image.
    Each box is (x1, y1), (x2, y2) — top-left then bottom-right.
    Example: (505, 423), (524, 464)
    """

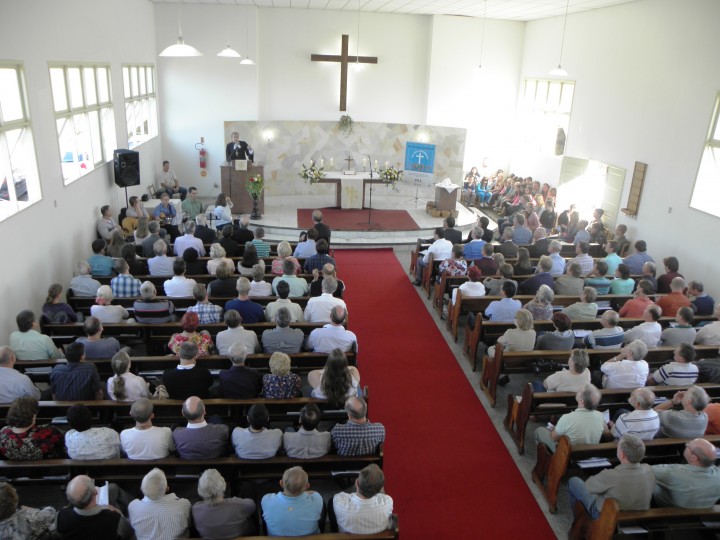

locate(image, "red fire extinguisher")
(199, 148), (207, 169)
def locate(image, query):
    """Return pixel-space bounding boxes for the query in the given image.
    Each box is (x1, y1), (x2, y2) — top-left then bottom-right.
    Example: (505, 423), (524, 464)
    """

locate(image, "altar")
(317, 172), (383, 209)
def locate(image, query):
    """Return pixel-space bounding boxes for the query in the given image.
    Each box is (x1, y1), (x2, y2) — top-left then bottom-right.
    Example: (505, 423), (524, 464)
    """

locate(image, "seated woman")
(42, 283), (78, 323)
(133, 281), (175, 323)
(106, 228), (128, 259)
(262, 352), (302, 398)
(308, 349), (361, 406)
(64, 404), (121, 460)
(212, 192), (234, 230)
(609, 263), (635, 295)
(487, 308), (536, 358)
(476, 177), (493, 207)
(107, 351), (152, 402)
(122, 243), (148, 276)
(437, 244), (467, 283)
(183, 247), (208, 275)
(513, 247), (533, 276)
(535, 312), (574, 350)
(524, 284), (554, 320)
(133, 215), (151, 243)
(0, 397), (64, 460)
(206, 243), (232, 276)
(271, 241), (301, 276)
(452, 265), (485, 303)
(249, 264), (272, 297)
(192, 468), (256, 539)
(237, 243), (259, 277)
(533, 349), (591, 393)
(596, 339), (649, 389)
(168, 312), (213, 357)
(561, 287), (599, 320)
(90, 285), (130, 324)
(207, 261), (237, 297)
(0, 482), (56, 539)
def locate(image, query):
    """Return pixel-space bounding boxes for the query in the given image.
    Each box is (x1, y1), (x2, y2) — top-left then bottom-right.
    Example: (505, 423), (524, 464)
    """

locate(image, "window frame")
(122, 64), (158, 149)
(689, 92), (720, 218)
(520, 78), (575, 157)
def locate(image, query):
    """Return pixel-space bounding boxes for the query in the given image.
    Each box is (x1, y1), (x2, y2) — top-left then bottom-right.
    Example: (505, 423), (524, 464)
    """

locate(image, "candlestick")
(374, 160), (378, 169)
(320, 158), (324, 168)
(363, 157), (367, 167)
(330, 158), (334, 168)
(310, 159), (314, 166)
(385, 161), (389, 168)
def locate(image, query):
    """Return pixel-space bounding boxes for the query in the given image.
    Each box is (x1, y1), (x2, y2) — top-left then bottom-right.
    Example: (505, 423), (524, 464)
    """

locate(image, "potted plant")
(245, 174), (264, 219)
(338, 114), (354, 137)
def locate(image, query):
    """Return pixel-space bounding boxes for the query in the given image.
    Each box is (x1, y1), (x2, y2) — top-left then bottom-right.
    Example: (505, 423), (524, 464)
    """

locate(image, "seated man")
(231, 403), (283, 459)
(225, 277), (265, 324)
(649, 343), (699, 386)
(695, 304), (720, 346)
(0, 346), (40, 402)
(304, 239), (336, 274)
(554, 262), (584, 296)
(49, 342), (103, 401)
(332, 464), (394, 534)
(74, 316), (123, 359)
(660, 306), (696, 346)
(640, 261), (658, 293)
(567, 434), (654, 521)
(653, 386), (709, 438)
(91, 285), (130, 324)
(153, 192), (180, 240)
(561, 287), (599, 320)
(304, 277), (347, 323)
(547, 240), (566, 277)
(141, 220), (169, 258)
(186, 283), (223, 323)
(528, 227), (550, 258)
(96, 204), (119, 242)
(293, 227), (317, 258)
(569, 242), (594, 276)
(219, 224), (241, 257)
(624, 304), (662, 348)
(147, 239), (175, 276)
(534, 384), (606, 453)
(306, 306), (358, 353)
(163, 259), (197, 298)
(172, 396), (229, 459)
(266, 280), (305, 322)
(9, 309), (63, 360)
(251, 226), (271, 258)
(69, 260), (102, 297)
(309, 263), (345, 299)
(414, 228), (452, 285)
(173, 220), (206, 257)
(162, 342), (213, 400)
(120, 398), (175, 459)
(652, 438), (720, 508)
(609, 387), (660, 440)
(262, 466), (323, 537)
(215, 309), (260, 356)
(133, 281), (175, 323)
(219, 343), (263, 398)
(597, 340), (649, 389)
(463, 226), (485, 260)
(473, 242), (499, 277)
(688, 280), (715, 315)
(263, 307), (304, 354)
(518, 255), (554, 295)
(584, 260), (612, 295)
(495, 226), (519, 259)
(622, 240), (655, 275)
(656, 277), (691, 317)
(656, 256), (683, 294)
(56, 475), (134, 540)
(331, 397), (385, 456)
(483, 263), (516, 297)
(511, 213), (533, 244)
(110, 259), (142, 298)
(271, 259), (310, 298)
(572, 220), (591, 244)
(158, 160), (187, 200)
(181, 186), (203, 220)
(484, 281), (521, 322)
(194, 213), (218, 245)
(87, 239), (114, 277)
(283, 403), (332, 459)
(129, 468), (191, 540)
(602, 240), (623, 276)
(584, 310), (625, 349)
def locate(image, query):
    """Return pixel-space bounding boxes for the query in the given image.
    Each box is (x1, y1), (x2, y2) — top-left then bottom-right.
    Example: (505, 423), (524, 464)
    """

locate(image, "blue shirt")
(623, 252), (654, 275)
(463, 240), (485, 260)
(87, 254), (114, 276)
(549, 253), (566, 276)
(225, 298), (265, 324)
(153, 202), (176, 219)
(262, 492), (323, 536)
(484, 298), (522, 322)
(603, 253), (623, 275)
(585, 277), (612, 295)
(512, 226), (533, 244)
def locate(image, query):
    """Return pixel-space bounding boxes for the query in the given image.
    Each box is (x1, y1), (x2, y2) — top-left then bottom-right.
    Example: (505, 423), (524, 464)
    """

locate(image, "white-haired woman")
(271, 240), (301, 276)
(206, 243), (233, 276)
(523, 284), (555, 320)
(249, 263), (272, 297)
(597, 339), (649, 389)
(192, 469), (256, 538)
(487, 308), (536, 359)
(90, 285), (130, 323)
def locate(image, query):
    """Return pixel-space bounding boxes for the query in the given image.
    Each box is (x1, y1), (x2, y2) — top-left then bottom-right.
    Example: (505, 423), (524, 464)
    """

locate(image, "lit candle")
(320, 158), (324, 168)
(363, 157), (367, 167)
(374, 160), (378, 169)
(330, 158), (334, 168)
(310, 159), (314, 166)
(385, 161), (389, 168)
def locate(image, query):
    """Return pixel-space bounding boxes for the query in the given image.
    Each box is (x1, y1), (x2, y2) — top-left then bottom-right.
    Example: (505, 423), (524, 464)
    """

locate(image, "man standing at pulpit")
(226, 132), (254, 163)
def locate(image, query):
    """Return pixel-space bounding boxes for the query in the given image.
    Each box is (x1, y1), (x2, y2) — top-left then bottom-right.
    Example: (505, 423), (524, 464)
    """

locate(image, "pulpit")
(220, 163), (265, 214)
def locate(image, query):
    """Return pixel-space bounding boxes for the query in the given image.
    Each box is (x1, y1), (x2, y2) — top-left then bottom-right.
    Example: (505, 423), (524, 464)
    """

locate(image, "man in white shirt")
(414, 227), (453, 286)
(129, 468), (191, 540)
(695, 304), (720, 346)
(304, 277), (347, 323)
(624, 304), (663, 348)
(265, 280), (305, 322)
(547, 240), (566, 277)
(332, 464), (393, 534)
(120, 398), (175, 459)
(216, 309), (260, 355)
(173, 220), (206, 257)
(0, 346), (41, 401)
(163, 259), (197, 298)
(147, 239), (176, 276)
(597, 340), (649, 389)
(158, 160), (187, 201)
(306, 306), (358, 353)
(283, 404), (332, 459)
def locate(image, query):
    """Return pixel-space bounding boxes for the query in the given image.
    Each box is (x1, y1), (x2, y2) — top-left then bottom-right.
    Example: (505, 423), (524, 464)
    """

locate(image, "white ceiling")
(148, 0), (640, 22)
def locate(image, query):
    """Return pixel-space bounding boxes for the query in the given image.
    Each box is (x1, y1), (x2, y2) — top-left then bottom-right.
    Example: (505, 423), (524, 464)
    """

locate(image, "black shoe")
(497, 375), (510, 387)
(413, 280), (422, 286)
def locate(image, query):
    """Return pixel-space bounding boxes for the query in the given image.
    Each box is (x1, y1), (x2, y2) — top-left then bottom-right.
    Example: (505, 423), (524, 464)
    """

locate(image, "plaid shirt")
(331, 420), (385, 456)
(303, 254), (336, 273)
(110, 274), (142, 297)
(186, 302), (224, 323)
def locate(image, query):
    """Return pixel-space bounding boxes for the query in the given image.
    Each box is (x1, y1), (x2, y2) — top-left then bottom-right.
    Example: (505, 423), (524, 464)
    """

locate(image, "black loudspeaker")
(114, 149), (140, 187)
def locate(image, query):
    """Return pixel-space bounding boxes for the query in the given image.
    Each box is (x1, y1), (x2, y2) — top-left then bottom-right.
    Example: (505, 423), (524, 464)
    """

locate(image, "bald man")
(172, 396), (229, 459)
(56, 475), (134, 540)
(261, 466), (323, 536)
(331, 397), (386, 456)
(653, 438), (720, 508)
(305, 306), (358, 353)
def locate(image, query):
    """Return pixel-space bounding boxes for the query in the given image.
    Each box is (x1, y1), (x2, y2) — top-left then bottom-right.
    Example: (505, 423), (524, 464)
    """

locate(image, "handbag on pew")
(531, 358), (563, 374)
(152, 384), (169, 400)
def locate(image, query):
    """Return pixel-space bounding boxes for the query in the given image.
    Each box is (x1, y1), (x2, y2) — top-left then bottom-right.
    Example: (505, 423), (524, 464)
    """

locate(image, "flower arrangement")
(299, 162), (326, 184)
(338, 114), (354, 137)
(379, 165), (402, 187)
(245, 174), (264, 197)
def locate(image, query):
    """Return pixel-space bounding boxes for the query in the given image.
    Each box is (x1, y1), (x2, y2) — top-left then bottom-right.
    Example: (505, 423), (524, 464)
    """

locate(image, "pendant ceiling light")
(549, 0), (570, 77)
(478, 0), (487, 69)
(160, 9), (202, 57)
(353, 0), (364, 72)
(239, 6), (256, 65)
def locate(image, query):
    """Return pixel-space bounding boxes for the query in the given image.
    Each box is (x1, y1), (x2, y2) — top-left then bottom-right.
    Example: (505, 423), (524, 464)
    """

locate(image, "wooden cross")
(311, 34), (378, 112)
(344, 155), (355, 169)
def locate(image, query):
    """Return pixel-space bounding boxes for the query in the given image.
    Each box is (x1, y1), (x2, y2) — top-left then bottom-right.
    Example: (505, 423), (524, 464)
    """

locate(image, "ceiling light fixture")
(160, 8), (203, 57)
(478, 0), (487, 69)
(353, 0), (364, 72)
(549, 0), (570, 77)
(239, 6), (256, 65)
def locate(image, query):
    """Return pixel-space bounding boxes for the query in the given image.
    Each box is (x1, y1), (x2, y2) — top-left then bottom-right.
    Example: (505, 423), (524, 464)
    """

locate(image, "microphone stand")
(359, 155), (380, 229)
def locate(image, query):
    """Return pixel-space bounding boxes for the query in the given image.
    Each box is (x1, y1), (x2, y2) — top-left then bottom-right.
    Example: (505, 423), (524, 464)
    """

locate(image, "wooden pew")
(217, 516), (399, 540)
(432, 275), (467, 318)
(531, 435), (720, 513)
(68, 295), (312, 314)
(135, 242), (300, 258)
(504, 378), (720, 454)
(408, 239), (430, 275)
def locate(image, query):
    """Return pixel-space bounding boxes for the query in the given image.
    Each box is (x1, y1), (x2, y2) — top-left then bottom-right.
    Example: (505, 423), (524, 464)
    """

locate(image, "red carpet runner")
(297, 208), (419, 231)
(335, 249), (555, 538)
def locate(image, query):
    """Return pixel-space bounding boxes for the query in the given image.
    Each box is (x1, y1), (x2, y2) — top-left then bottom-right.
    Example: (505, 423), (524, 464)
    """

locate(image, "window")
(0, 63), (41, 222)
(123, 65), (158, 149)
(690, 93), (720, 218)
(49, 63), (117, 184)
(519, 79), (575, 157)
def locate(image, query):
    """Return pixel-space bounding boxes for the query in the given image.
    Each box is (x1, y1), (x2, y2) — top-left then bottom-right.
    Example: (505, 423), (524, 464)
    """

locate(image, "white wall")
(519, 0), (720, 298)
(0, 0), (160, 341)
(426, 16), (525, 176)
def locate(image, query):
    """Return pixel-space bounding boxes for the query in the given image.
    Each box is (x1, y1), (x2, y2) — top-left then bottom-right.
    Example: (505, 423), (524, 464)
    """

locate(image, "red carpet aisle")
(297, 208), (419, 231)
(334, 249), (555, 538)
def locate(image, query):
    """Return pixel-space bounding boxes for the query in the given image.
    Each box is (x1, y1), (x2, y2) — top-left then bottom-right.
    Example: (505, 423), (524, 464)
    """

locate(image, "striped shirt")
(129, 493), (191, 540)
(611, 409), (660, 440)
(584, 327), (625, 349)
(651, 361), (699, 386)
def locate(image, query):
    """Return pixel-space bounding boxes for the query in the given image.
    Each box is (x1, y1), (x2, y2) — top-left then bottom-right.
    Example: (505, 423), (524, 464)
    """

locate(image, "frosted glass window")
(122, 64), (158, 149)
(49, 68), (67, 112)
(690, 93), (720, 218)
(521, 78), (575, 158)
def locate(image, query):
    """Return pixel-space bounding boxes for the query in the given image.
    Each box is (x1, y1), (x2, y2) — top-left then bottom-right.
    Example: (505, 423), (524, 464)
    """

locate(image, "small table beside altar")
(220, 163), (265, 214)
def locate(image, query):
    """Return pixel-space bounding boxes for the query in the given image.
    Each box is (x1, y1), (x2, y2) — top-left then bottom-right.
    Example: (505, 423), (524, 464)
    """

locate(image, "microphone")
(367, 155), (373, 179)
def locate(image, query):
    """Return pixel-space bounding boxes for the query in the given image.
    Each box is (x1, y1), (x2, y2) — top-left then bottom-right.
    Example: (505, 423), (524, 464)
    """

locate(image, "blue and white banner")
(404, 142), (436, 186)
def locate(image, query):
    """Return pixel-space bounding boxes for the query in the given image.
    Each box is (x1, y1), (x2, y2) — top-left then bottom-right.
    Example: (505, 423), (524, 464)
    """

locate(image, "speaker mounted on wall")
(113, 149), (140, 187)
